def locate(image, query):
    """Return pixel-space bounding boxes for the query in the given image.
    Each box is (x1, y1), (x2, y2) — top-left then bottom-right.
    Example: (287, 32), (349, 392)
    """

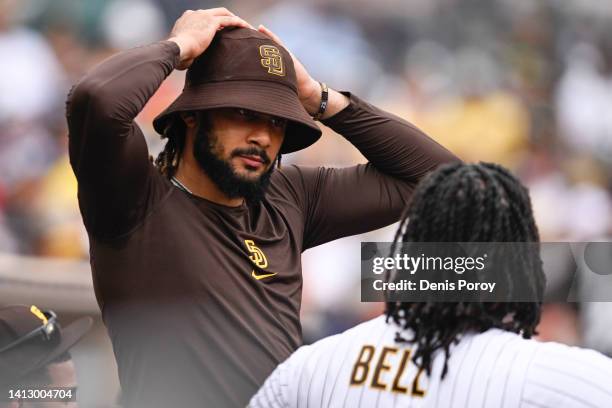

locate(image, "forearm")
(67, 41), (179, 138)
(321, 93), (460, 182)
(67, 41), (179, 182)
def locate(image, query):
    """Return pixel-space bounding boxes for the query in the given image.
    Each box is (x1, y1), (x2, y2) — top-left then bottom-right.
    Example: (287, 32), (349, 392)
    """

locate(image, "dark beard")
(193, 123), (274, 205)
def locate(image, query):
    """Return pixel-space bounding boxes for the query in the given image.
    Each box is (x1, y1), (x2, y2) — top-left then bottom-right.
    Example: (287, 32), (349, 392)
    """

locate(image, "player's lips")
(238, 155), (264, 168)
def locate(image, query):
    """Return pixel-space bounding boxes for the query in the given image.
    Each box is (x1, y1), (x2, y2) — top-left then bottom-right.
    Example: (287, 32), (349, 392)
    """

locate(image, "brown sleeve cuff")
(319, 91), (355, 128)
(158, 40), (182, 68)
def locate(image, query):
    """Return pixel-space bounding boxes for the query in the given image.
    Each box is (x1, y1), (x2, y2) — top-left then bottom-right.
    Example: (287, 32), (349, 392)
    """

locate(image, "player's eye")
(270, 117), (287, 129)
(234, 109), (285, 129)
(236, 108), (258, 121)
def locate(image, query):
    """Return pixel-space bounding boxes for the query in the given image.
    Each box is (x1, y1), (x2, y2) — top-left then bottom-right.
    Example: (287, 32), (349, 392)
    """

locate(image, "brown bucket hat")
(153, 27), (322, 154)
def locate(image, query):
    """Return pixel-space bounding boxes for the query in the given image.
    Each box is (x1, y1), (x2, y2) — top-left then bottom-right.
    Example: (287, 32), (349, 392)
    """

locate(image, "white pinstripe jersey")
(249, 315), (612, 408)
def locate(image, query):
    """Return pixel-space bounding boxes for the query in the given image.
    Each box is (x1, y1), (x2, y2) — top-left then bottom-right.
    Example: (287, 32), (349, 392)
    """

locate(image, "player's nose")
(246, 122), (272, 148)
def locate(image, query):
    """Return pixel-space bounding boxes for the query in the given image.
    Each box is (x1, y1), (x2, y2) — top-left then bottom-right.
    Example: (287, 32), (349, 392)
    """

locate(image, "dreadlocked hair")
(385, 162), (545, 379)
(154, 114), (187, 178)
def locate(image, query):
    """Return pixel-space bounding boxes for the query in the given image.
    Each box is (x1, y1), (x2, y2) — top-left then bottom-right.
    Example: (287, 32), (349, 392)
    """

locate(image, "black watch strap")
(312, 82), (329, 121)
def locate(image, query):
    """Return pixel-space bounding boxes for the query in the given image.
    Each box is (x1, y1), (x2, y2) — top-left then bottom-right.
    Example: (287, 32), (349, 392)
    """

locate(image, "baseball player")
(65, 8), (458, 408)
(249, 162), (612, 408)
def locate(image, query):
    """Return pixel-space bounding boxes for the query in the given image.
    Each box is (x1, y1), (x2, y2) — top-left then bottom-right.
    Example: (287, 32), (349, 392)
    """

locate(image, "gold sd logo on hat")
(259, 45), (285, 76)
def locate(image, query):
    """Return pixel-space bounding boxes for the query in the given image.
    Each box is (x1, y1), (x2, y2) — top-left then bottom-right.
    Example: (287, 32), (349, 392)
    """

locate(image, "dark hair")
(385, 162), (545, 378)
(154, 114), (187, 178)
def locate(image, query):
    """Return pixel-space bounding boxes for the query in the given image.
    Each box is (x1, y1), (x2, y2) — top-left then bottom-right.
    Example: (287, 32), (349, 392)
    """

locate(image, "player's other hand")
(257, 25), (322, 116)
(169, 8), (253, 70)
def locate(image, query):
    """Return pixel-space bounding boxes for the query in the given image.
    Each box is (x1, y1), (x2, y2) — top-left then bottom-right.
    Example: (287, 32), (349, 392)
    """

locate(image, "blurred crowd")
(1, 0), (611, 345)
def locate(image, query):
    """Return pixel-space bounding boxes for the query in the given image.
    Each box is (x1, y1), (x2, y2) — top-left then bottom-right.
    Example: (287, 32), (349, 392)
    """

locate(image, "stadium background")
(0, 0), (611, 405)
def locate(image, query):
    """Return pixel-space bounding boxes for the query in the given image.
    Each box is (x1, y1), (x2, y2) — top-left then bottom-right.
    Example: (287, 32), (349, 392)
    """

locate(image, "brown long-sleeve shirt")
(66, 41), (458, 408)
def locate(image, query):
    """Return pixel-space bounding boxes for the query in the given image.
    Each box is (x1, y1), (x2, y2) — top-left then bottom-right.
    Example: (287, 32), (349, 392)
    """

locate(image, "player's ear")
(180, 111), (198, 129)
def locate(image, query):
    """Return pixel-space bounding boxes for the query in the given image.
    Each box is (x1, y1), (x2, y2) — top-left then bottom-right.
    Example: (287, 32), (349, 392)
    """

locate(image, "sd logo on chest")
(244, 239), (277, 280)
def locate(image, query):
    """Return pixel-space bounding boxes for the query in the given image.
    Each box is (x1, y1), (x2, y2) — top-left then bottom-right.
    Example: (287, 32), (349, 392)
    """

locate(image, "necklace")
(171, 176), (193, 195)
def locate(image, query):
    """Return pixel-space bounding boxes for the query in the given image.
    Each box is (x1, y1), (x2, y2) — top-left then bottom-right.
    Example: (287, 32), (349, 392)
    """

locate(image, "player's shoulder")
(330, 315), (390, 345)
(287, 316), (389, 365)
(472, 327), (537, 348)
(318, 315), (388, 345)
(271, 164), (323, 185)
(520, 340), (612, 406)
(454, 328), (612, 375)
(529, 338), (612, 372)
(269, 163), (372, 199)
(268, 164), (317, 199)
(268, 164), (336, 209)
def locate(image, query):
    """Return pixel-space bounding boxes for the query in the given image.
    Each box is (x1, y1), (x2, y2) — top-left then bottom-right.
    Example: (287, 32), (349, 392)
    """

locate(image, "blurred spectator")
(556, 43), (612, 166)
(0, 2), (66, 123)
(409, 47), (530, 168)
(101, 0), (166, 49)
(0, 0), (66, 254)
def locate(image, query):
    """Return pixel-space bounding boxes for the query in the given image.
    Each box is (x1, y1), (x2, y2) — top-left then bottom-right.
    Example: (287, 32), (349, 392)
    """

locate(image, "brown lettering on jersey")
(350, 345), (375, 385)
(411, 367), (426, 397)
(371, 347), (397, 390)
(391, 349), (411, 393)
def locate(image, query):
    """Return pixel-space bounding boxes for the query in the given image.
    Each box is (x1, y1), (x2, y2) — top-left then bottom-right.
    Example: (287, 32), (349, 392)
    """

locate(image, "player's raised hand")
(257, 24), (322, 115)
(169, 8), (253, 70)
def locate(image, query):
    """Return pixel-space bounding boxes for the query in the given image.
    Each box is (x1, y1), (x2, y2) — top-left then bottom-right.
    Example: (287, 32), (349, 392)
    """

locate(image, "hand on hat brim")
(257, 25), (321, 116)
